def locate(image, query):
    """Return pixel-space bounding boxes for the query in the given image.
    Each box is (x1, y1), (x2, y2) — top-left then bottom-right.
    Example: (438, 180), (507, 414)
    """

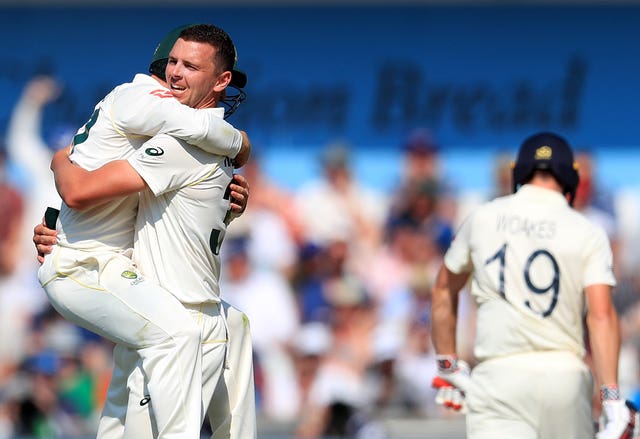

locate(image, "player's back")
(129, 134), (234, 304)
(56, 77), (161, 251)
(459, 184), (615, 361)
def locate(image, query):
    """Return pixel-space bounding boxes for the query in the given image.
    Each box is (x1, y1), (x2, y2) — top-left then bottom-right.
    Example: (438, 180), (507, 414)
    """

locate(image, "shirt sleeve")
(127, 134), (208, 196)
(582, 224), (617, 288)
(444, 213), (474, 274)
(112, 84), (242, 158)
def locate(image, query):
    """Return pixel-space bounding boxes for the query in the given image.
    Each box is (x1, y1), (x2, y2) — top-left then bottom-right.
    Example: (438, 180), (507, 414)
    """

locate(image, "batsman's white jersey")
(445, 184), (616, 361)
(38, 73), (243, 439)
(445, 184), (616, 439)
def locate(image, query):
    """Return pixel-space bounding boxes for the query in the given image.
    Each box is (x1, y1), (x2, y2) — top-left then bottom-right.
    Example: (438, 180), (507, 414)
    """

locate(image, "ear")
(214, 71), (232, 92)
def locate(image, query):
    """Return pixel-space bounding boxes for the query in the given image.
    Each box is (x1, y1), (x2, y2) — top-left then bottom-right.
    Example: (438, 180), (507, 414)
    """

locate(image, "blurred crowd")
(1, 76), (639, 438)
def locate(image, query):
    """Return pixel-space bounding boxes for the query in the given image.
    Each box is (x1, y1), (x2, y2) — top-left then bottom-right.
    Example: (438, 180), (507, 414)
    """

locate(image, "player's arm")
(431, 265), (471, 355)
(586, 283), (621, 391)
(55, 135), (250, 217)
(586, 283), (638, 439)
(51, 147), (145, 210)
(113, 87), (250, 166)
(430, 262), (473, 412)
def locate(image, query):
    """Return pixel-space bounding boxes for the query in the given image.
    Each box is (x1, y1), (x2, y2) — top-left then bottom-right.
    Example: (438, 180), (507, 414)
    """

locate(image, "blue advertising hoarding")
(1, 5), (639, 192)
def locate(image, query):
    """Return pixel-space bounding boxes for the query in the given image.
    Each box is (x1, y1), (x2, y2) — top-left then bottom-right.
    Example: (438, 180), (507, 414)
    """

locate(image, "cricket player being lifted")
(430, 131), (638, 439)
(38, 24), (252, 438)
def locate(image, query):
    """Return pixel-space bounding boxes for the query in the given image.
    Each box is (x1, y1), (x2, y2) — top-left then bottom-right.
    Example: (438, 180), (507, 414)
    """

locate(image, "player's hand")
(229, 174), (250, 214)
(431, 355), (471, 413)
(33, 220), (57, 264)
(596, 400), (638, 439)
(25, 76), (62, 107)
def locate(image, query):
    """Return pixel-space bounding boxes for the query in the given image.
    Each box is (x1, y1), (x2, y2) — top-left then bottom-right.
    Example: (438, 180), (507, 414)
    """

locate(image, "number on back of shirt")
(71, 108), (100, 152)
(208, 180), (233, 255)
(485, 243), (560, 317)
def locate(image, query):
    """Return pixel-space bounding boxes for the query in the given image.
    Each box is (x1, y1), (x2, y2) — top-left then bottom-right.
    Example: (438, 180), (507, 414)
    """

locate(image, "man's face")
(166, 38), (231, 109)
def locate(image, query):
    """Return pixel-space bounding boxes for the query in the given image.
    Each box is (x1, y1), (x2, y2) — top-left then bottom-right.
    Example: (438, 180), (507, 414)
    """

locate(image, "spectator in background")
(390, 179), (453, 255)
(291, 242), (333, 324)
(295, 275), (377, 439)
(289, 322), (332, 419)
(386, 129), (455, 257)
(2, 143), (96, 438)
(491, 152), (514, 199)
(6, 76), (69, 270)
(0, 149), (76, 438)
(294, 140), (388, 259)
(15, 349), (89, 438)
(0, 148), (25, 279)
(393, 274), (438, 416)
(3, 79), (69, 375)
(389, 128), (457, 228)
(0, 147), (28, 438)
(574, 149), (617, 216)
(398, 128), (441, 187)
(220, 237), (300, 422)
(228, 152), (301, 279)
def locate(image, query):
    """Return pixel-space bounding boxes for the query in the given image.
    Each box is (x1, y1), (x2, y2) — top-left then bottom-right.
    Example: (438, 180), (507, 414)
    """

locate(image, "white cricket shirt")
(57, 74), (242, 251)
(445, 184), (616, 361)
(129, 127), (234, 304)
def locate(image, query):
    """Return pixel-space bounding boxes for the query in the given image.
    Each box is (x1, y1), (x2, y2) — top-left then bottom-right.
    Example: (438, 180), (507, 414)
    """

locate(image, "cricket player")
(37, 25), (251, 438)
(45, 25), (256, 438)
(430, 132), (637, 438)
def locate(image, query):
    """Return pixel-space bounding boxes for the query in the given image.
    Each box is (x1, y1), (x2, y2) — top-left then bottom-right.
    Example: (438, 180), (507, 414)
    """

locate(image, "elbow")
(58, 186), (91, 211)
(586, 308), (619, 332)
(61, 195), (89, 211)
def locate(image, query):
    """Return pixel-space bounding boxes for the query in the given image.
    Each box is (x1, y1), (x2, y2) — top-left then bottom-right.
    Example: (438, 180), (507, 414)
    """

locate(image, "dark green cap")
(149, 24), (194, 80)
(230, 59), (247, 89)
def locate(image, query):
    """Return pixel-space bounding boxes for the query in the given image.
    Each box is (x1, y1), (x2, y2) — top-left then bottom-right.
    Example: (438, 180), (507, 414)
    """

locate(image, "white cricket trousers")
(466, 350), (594, 439)
(38, 246), (203, 439)
(97, 300), (257, 439)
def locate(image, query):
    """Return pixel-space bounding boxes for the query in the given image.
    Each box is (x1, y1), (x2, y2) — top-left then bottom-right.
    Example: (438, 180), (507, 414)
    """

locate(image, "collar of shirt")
(131, 74), (225, 119)
(517, 184), (568, 207)
(133, 73), (161, 85)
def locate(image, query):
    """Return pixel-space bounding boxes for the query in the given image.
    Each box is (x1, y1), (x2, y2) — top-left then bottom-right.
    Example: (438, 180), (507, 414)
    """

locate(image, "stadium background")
(1, 1), (639, 438)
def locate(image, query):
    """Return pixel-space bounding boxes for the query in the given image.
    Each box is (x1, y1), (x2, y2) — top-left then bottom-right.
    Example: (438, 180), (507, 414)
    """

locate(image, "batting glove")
(597, 399), (639, 439)
(431, 354), (471, 413)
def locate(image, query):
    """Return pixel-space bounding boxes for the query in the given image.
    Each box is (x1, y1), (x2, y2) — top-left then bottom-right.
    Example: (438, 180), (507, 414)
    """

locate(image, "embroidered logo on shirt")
(145, 146), (164, 157)
(121, 270), (138, 279)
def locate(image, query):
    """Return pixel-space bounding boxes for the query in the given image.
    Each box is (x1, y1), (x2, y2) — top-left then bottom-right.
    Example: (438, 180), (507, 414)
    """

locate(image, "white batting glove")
(597, 399), (638, 439)
(431, 355), (471, 413)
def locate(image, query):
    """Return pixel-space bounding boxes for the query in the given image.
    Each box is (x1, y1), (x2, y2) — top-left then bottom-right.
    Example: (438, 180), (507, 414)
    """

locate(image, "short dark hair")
(179, 24), (236, 75)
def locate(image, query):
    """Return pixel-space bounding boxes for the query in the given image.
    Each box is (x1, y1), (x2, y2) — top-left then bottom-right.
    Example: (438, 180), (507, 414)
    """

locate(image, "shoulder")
(571, 209), (611, 241)
(116, 74), (173, 99)
(139, 134), (195, 160)
(141, 134), (227, 166)
(146, 133), (188, 147)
